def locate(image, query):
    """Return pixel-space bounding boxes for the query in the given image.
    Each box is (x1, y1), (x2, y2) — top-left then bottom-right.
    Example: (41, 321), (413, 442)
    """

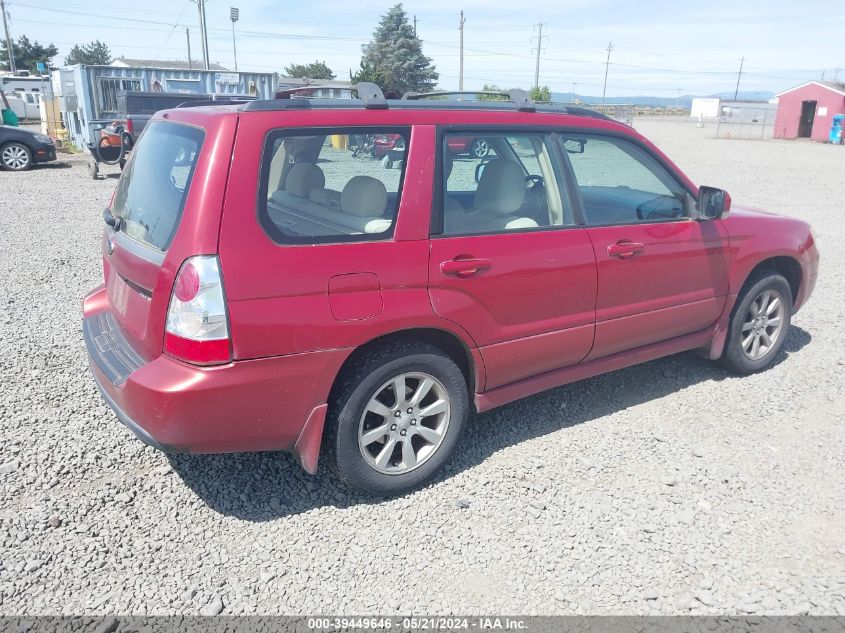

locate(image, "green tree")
(283, 60), (335, 80)
(352, 4), (437, 96)
(0, 35), (58, 74)
(65, 40), (112, 66)
(529, 85), (552, 103)
(479, 83), (505, 101)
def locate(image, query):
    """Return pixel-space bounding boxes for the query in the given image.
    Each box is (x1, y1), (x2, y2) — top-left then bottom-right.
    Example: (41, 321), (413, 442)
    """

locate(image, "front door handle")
(441, 257), (492, 278)
(607, 241), (644, 259)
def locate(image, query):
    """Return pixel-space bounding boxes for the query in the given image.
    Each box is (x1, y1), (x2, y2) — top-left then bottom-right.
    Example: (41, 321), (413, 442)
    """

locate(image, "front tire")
(1, 142), (33, 171)
(719, 271), (792, 374)
(326, 342), (469, 495)
(469, 138), (490, 158)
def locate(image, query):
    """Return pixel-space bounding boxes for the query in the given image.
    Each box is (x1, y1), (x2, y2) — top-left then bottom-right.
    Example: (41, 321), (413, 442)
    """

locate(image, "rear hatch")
(101, 116), (229, 361)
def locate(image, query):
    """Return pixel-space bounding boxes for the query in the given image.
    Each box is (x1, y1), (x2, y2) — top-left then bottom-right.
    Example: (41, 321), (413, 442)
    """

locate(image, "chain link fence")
(714, 102), (777, 140)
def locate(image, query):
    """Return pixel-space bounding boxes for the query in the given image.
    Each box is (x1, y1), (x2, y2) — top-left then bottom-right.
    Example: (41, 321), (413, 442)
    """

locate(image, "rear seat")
(268, 163), (393, 235)
(443, 159), (539, 233)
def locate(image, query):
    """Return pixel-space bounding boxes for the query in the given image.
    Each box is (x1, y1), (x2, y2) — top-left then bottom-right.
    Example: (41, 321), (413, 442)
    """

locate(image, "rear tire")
(0, 142), (32, 171)
(719, 271), (792, 374)
(326, 342), (469, 496)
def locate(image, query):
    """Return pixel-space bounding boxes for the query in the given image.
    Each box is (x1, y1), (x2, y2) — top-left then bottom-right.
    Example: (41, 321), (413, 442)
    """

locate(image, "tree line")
(1, 4), (552, 101)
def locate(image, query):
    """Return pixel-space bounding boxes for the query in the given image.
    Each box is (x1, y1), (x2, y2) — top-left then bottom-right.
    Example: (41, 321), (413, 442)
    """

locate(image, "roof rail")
(402, 89), (536, 112)
(175, 98), (250, 108)
(273, 82), (387, 109)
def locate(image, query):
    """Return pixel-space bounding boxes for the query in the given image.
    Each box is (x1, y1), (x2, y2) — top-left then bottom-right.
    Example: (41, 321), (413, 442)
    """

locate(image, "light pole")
(230, 7), (239, 72)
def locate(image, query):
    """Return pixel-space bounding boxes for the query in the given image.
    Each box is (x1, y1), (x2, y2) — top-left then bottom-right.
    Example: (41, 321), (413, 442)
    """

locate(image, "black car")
(0, 125), (57, 171)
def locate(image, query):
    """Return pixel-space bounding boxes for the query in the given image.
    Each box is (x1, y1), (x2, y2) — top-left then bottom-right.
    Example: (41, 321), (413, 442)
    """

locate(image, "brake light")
(164, 256), (231, 365)
(125, 118), (134, 135)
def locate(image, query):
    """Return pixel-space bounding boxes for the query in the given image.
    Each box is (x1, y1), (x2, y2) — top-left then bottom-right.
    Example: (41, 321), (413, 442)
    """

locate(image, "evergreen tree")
(352, 4), (437, 95)
(65, 40), (112, 66)
(0, 35), (58, 74)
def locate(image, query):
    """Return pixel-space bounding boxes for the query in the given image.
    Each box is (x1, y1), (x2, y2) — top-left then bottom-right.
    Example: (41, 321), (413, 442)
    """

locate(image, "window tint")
(440, 132), (567, 235)
(562, 135), (686, 225)
(259, 129), (409, 244)
(111, 121), (204, 251)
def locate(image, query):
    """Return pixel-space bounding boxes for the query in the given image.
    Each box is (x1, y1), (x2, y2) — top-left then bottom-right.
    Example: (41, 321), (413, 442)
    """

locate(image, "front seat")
(463, 160), (539, 231)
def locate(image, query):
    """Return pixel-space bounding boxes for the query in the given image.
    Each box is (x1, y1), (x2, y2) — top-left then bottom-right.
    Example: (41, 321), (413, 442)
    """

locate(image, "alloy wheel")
(470, 138), (489, 158)
(740, 289), (785, 360)
(358, 372), (451, 475)
(2, 144), (30, 170)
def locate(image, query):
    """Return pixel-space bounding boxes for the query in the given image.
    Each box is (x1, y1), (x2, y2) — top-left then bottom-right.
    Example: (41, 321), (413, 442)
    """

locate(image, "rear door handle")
(607, 241), (644, 259)
(440, 257), (492, 277)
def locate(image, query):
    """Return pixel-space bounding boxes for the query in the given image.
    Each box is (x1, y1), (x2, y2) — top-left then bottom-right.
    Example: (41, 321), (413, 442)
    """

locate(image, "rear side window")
(111, 121), (205, 251)
(258, 128), (410, 244)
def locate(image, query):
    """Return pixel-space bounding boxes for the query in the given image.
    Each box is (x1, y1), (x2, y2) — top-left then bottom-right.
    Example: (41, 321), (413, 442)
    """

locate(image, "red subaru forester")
(83, 85), (818, 495)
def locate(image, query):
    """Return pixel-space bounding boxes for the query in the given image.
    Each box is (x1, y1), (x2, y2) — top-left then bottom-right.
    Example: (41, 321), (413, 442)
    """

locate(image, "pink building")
(774, 81), (845, 141)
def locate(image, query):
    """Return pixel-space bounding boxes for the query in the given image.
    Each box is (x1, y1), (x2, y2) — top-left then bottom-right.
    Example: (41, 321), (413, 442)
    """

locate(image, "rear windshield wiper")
(103, 207), (123, 231)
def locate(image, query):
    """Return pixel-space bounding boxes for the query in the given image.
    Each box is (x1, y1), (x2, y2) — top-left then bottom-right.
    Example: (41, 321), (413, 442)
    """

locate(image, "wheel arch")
(741, 255), (802, 304)
(328, 327), (478, 406)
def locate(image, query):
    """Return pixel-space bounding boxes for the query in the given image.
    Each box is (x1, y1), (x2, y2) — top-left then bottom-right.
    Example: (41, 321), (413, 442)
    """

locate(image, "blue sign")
(36, 62), (47, 73)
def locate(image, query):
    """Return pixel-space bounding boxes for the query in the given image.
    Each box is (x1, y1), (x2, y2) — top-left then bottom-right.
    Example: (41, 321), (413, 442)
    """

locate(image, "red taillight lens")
(165, 256), (231, 366)
(125, 118), (134, 135)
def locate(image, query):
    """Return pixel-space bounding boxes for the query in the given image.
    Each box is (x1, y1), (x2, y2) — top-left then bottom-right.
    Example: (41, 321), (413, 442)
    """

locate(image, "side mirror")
(696, 186), (731, 219)
(563, 138), (586, 154)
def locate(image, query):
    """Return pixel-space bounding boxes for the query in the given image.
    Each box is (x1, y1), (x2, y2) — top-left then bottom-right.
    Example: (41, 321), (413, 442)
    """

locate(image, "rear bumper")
(82, 311), (347, 458)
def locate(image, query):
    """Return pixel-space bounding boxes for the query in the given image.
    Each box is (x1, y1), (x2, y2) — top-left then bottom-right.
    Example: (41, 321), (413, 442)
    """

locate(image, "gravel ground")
(1, 121), (844, 616)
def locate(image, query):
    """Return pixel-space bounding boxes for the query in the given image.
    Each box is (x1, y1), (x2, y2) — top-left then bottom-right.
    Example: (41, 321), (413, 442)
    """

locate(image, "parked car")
(448, 135), (491, 158)
(0, 124), (56, 170)
(82, 85), (819, 495)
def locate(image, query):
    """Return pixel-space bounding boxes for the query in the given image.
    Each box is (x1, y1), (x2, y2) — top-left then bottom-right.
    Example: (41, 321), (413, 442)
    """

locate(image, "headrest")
(341, 176), (387, 217)
(285, 163), (325, 198)
(473, 160), (525, 216)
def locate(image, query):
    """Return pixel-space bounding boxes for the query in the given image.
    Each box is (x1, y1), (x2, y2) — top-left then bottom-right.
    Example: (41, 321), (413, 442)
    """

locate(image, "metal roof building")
(773, 81), (845, 141)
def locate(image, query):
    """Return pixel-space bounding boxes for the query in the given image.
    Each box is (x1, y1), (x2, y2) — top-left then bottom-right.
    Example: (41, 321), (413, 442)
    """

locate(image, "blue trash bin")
(830, 114), (844, 144)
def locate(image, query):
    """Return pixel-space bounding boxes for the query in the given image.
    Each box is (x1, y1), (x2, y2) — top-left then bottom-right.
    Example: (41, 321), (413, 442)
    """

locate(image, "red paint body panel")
(81, 102), (819, 469)
(773, 82), (845, 141)
(586, 219), (730, 359)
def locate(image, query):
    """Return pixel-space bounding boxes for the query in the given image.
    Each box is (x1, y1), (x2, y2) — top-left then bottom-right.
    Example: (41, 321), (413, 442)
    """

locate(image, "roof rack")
(176, 98), (251, 108)
(402, 89), (536, 112)
(270, 82), (387, 109)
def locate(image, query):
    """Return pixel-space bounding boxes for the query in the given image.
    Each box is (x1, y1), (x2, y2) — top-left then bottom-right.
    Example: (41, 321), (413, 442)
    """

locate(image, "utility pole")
(531, 23), (548, 90)
(1, 0), (16, 74)
(413, 15), (417, 38)
(733, 56), (745, 100)
(458, 10), (465, 91)
(835, 67), (841, 82)
(230, 7), (239, 72)
(571, 81), (576, 103)
(186, 28), (192, 69)
(601, 41), (613, 108)
(195, 0), (210, 71)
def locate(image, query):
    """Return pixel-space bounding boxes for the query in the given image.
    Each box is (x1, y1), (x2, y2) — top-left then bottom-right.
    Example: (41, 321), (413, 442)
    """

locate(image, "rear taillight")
(125, 118), (133, 135)
(164, 256), (231, 365)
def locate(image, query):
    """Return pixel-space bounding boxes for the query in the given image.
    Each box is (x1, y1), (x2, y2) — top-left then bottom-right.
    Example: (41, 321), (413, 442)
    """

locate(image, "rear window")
(257, 127), (410, 244)
(111, 121), (204, 251)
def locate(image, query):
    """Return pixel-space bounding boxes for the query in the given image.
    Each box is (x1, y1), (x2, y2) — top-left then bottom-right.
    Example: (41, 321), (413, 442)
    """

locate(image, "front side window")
(561, 135), (687, 225)
(111, 121), (204, 251)
(440, 132), (567, 235)
(258, 128), (409, 244)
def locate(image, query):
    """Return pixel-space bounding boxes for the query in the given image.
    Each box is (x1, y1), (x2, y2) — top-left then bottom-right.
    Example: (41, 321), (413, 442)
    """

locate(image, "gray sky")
(5, 0), (844, 96)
